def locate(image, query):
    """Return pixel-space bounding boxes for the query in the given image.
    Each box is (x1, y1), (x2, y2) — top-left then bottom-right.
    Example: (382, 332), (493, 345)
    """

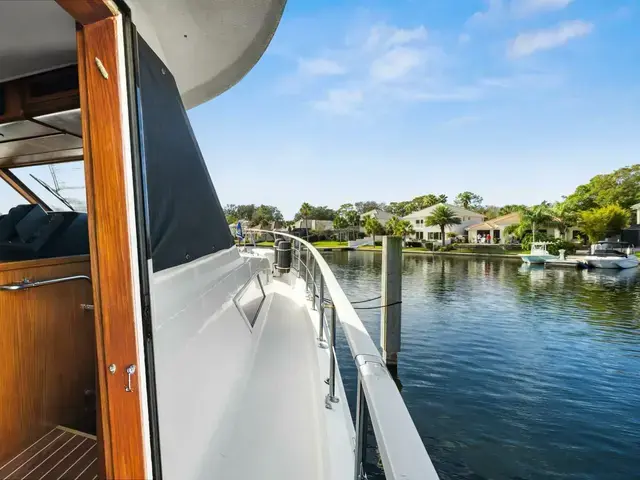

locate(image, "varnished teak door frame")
(70, 1), (150, 478)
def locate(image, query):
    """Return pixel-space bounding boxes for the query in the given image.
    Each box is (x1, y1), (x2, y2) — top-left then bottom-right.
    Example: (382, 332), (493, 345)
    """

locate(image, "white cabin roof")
(0, 0), (286, 110)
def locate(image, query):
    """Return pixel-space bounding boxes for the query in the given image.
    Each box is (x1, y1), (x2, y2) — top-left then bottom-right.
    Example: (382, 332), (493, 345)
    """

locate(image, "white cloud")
(508, 20), (594, 58)
(467, 0), (505, 25)
(312, 88), (364, 115)
(387, 26), (428, 47)
(468, 0), (574, 24)
(398, 87), (483, 102)
(364, 25), (428, 50)
(298, 58), (346, 76)
(511, 0), (573, 17)
(370, 47), (424, 82)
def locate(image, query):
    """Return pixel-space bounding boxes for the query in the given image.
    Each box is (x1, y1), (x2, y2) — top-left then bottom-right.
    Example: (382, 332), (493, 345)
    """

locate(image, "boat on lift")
(584, 241), (639, 269)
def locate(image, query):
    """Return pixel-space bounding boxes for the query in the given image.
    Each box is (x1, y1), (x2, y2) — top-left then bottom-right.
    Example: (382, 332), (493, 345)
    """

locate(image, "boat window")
(9, 161), (87, 212)
(0, 175), (27, 214)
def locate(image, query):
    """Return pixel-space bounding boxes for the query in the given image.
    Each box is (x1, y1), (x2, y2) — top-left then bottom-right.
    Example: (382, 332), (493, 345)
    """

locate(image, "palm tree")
(550, 202), (577, 238)
(505, 203), (554, 241)
(386, 216), (414, 242)
(454, 191), (483, 210)
(363, 216), (385, 244)
(522, 203), (553, 241)
(299, 202), (312, 234)
(397, 220), (414, 241)
(425, 205), (461, 245)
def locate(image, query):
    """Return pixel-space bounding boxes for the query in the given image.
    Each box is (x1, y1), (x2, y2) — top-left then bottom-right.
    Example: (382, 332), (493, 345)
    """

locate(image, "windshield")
(9, 161), (87, 212)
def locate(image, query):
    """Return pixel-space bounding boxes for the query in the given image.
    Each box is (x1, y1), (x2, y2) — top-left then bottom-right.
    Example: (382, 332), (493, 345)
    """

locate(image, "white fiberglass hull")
(585, 255), (639, 269)
(519, 254), (556, 265)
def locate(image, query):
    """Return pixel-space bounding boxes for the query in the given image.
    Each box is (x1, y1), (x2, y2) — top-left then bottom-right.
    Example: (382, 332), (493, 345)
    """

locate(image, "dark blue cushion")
(15, 205), (49, 243)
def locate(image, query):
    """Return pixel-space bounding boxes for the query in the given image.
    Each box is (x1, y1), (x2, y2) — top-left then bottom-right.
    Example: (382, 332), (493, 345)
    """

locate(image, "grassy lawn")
(635, 252), (640, 258)
(312, 241), (348, 247)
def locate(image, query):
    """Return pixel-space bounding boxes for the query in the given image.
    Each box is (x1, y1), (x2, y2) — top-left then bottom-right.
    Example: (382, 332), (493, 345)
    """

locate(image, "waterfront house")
(403, 203), (484, 243)
(466, 212), (583, 243)
(293, 219), (334, 231)
(360, 209), (393, 233)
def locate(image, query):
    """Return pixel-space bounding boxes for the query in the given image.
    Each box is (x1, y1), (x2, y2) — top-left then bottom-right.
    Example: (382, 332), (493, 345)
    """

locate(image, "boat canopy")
(0, 0), (286, 109)
(126, 0), (286, 109)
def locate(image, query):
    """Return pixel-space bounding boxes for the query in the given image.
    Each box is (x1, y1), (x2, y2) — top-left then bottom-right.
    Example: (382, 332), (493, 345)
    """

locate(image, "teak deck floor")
(0, 427), (98, 480)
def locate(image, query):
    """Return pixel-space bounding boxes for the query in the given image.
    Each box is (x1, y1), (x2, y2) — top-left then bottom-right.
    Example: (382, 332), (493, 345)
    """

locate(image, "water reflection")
(323, 251), (640, 480)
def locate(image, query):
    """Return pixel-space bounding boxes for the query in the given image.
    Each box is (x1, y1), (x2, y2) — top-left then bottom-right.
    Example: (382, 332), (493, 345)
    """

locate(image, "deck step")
(0, 427), (98, 480)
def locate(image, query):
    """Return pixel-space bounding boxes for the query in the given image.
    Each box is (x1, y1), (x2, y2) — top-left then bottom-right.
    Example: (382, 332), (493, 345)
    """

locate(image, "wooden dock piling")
(381, 236), (402, 373)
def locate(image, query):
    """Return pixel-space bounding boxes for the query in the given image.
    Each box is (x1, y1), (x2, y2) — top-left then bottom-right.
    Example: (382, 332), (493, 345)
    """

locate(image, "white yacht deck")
(209, 279), (351, 479)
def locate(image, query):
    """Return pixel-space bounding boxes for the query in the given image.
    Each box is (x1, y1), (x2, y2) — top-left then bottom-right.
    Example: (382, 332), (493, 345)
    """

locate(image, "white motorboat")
(585, 241), (639, 269)
(0, 2), (437, 480)
(519, 242), (557, 264)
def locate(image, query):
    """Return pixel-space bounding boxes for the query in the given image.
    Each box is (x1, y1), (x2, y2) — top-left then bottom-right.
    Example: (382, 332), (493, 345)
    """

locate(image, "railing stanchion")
(325, 304), (339, 406)
(317, 276), (326, 344)
(311, 260), (317, 310)
(305, 249), (310, 289)
(354, 375), (368, 480)
(297, 241), (302, 278)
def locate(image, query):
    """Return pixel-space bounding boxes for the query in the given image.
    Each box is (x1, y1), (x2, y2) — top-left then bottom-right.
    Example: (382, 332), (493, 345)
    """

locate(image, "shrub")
(405, 240), (423, 248)
(521, 232), (551, 251)
(439, 244), (455, 252)
(547, 239), (577, 256)
(422, 241), (435, 250)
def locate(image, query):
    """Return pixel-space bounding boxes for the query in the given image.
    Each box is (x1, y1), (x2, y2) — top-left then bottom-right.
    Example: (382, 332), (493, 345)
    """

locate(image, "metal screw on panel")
(108, 364), (116, 374)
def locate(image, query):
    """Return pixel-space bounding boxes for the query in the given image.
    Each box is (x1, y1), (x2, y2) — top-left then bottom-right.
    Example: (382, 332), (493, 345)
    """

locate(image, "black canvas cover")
(137, 36), (233, 272)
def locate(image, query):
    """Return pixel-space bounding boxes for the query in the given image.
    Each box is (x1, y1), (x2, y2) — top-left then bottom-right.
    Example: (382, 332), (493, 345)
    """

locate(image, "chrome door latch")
(125, 364), (136, 392)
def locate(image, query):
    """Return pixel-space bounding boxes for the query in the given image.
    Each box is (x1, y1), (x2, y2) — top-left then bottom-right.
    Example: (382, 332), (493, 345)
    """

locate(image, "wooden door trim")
(77, 16), (149, 480)
(56, 0), (118, 25)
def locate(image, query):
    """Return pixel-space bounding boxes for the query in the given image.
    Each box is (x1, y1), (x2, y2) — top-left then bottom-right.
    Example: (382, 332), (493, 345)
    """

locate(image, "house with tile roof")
(466, 212), (583, 244)
(403, 203), (484, 243)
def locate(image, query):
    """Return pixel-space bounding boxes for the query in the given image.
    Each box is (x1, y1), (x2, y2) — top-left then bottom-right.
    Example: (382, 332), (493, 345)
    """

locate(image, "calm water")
(324, 251), (640, 480)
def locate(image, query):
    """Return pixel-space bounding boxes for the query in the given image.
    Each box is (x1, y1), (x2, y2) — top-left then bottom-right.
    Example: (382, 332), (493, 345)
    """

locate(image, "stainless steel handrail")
(0, 275), (92, 291)
(248, 230), (439, 480)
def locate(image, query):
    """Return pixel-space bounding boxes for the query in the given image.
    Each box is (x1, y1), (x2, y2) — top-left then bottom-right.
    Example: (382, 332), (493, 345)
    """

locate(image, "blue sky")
(1, 1), (636, 218)
(188, 0), (639, 219)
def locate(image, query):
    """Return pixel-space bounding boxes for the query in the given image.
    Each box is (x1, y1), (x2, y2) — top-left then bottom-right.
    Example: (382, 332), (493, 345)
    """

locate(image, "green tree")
(250, 204), (283, 228)
(224, 204), (257, 221)
(550, 202), (578, 237)
(363, 216), (385, 244)
(387, 201), (411, 217)
(578, 204), (631, 243)
(499, 204), (527, 216)
(505, 204), (554, 241)
(523, 203), (553, 241)
(564, 165), (640, 211)
(454, 191), (483, 210)
(332, 215), (348, 229)
(385, 216), (413, 239)
(293, 205), (336, 221)
(480, 205), (501, 219)
(299, 202), (312, 231)
(355, 201), (385, 214)
(425, 205), (461, 245)
(396, 220), (414, 240)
